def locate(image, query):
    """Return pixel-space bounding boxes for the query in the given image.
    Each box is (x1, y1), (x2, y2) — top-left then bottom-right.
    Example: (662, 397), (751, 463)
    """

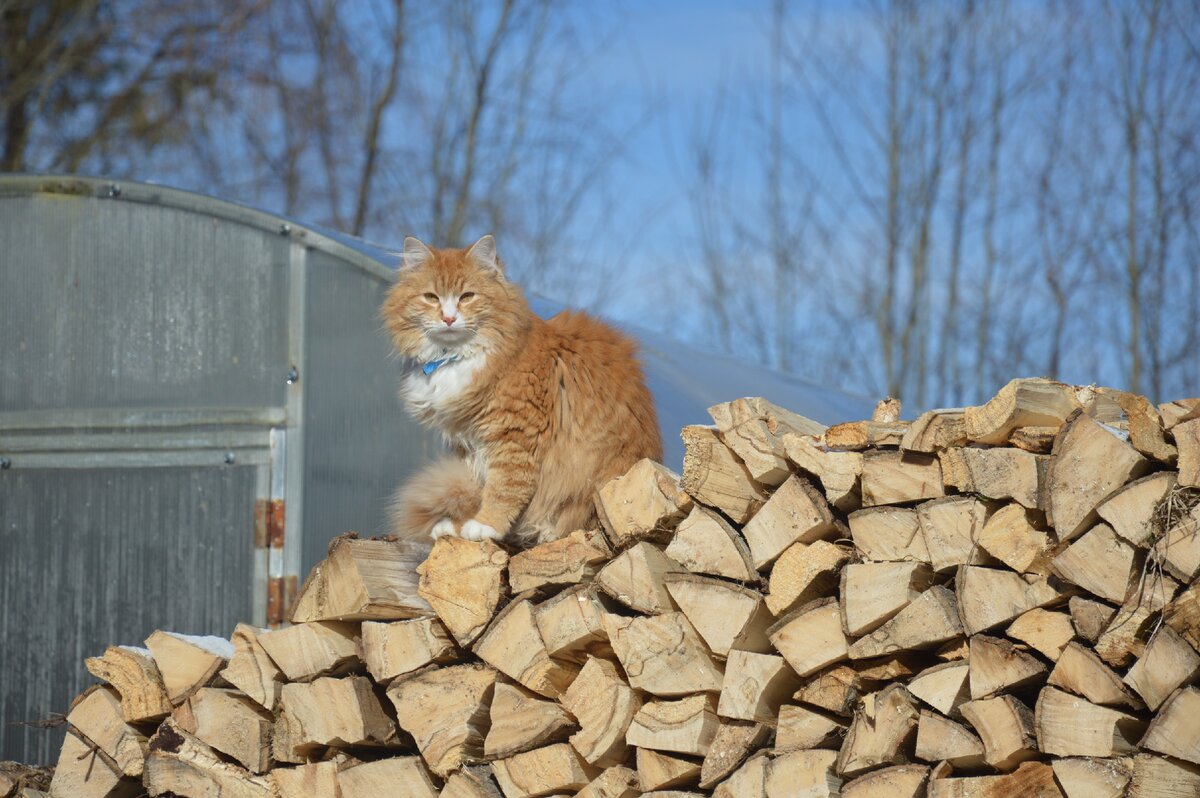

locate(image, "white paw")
(430, 518), (457, 539)
(459, 518), (502, 541)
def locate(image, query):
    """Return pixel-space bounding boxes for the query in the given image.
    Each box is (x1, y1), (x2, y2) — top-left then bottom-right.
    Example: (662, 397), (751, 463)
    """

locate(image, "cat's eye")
(422, 292), (438, 302)
(460, 292), (475, 301)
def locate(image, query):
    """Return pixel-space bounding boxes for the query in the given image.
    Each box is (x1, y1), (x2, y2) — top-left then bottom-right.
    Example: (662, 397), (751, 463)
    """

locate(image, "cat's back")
(529, 310), (662, 460)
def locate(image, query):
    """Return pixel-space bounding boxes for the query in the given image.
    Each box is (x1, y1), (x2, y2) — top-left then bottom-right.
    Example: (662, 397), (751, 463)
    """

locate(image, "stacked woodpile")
(24, 378), (1200, 798)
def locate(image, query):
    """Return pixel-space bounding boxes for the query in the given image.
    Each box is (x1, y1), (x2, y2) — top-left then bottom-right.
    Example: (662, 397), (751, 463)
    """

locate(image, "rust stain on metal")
(267, 575), (300, 627)
(253, 499), (269, 549)
(267, 499), (286, 548)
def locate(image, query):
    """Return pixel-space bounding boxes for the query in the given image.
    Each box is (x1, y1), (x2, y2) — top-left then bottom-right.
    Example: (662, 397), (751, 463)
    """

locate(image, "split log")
(387, 664), (496, 776)
(708, 396), (826, 486)
(825, 420), (909, 451)
(485, 680), (576, 761)
(956, 566), (1061, 635)
(1034, 687), (1146, 757)
(964, 378), (1082, 444)
(765, 540), (851, 616)
(1139, 686), (1200, 765)
(939, 447), (1043, 509)
(1123, 624), (1200, 710)
(144, 631), (232, 706)
(1009, 426), (1058, 454)
(664, 574), (772, 657)
(143, 719), (272, 798)
(291, 535), (431, 622)
(839, 561), (935, 636)
(1047, 642), (1140, 709)
(269, 762), (339, 798)
(1093, 573), (1180, 667)
(699, 721), (770, 788)
(1006, 608), (1074, 660)
(841, 765), (930, 798)
(417, 537), (509, 646)
(1069, 596), (1117, 644)
(847, 506), (931, 564)
(836, 685), (919, 777)
(782, 433), (864, 512)
(338, 757), (439, 798)
(901, 409), (968, 453)
(848, 586), (963, 659)
(575, 766), (639, 798)
(1129, 753), (1200, 798)
(717, 651), (800, 723)
(626, 694), (720, 757)
(769, 598), (850, 676)
(594, 459), (690, 547)
(473, 595), (578, 699)
(1160, 398), (1200, 430)
(792, 665), (863, 717)
(958, 695), (1038, 771)
(927, 761), (1062, 798)
(533, 585), (614, 663)
(968, 635), (1047, 699)
(1098, 388), (1177, 463)
(220, 625), (284, 711)
(172, 687), (271, 773)
(490, 743), (600, 798)
(84, 645), (173, 724)
(273, 676), (397, 762)
(64, 686), (147, 778)
(1045, 411), (1149, 540)
(257, 621), (359, 682)
(1163, 580), (1200, 651)
(49, 727), (139, 798)
(860, 450), (944, 507)
(508, 529), (613, 594)
(917, 496), (993, 573)
(976, 504), (1052, 575)
(1050, 758), (1131, 798)
(1150, 504), (1200, 583)
(1176, 418), (1200, 487)
(1051, 523), (1136, 604)
(560, 658), (639, 768)
(663, 505), (757, 583)
(604, 612), (724, 696)
(636, 749), (701, 791)
(915, 711), (985, 769)
(765, 749), (841, 798)
(360, 617), (457, 683)
(680, 425), (768, 523)
(712, 753), (769, 798)
(907, 661), (971, 717)
(595, 542), (684, 614)
(775, 705), (846, 751)
(1096, 472), (1176, 546)
(742, 475), (840, 569)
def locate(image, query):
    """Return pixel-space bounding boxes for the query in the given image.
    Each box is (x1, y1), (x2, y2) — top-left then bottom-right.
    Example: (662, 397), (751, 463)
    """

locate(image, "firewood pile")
(24, 378), (1200, 798)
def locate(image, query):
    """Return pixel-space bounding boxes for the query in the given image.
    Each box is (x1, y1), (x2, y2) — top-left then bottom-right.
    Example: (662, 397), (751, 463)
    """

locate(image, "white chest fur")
(402, 356), (486, 418)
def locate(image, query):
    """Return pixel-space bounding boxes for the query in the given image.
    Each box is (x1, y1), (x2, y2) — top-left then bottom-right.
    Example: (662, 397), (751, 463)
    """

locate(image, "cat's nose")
(443, 315), (456, 326)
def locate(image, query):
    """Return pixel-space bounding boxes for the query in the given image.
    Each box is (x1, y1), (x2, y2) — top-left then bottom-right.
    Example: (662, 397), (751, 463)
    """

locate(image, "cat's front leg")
(464, 440), (538, 543)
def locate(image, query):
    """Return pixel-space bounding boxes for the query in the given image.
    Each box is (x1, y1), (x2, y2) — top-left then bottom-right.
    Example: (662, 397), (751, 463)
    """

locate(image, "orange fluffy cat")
(382, 234), (662, 547)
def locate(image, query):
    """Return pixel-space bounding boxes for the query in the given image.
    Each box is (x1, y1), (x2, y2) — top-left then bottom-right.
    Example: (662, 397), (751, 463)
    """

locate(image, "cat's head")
(382, 234), (526, 360)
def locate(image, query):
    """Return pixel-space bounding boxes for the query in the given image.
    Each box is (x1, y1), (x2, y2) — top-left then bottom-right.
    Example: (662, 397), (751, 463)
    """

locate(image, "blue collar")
(422, 355), (459, 375)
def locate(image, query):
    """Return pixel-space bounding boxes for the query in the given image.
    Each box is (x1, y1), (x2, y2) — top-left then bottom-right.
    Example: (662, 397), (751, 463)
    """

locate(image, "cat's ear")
(466, 234), (504, 276)
(402, 236), (434, 271)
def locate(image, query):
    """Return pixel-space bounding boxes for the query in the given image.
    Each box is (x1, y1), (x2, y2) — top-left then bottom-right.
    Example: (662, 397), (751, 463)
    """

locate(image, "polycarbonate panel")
(0, 193), (290, 412)
(0, 466), (258, 765)
(300, 250), (441, 574)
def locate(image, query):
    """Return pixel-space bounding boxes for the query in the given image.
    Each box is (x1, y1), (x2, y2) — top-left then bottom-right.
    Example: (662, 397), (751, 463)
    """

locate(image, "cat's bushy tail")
(387, 457), (482, 542)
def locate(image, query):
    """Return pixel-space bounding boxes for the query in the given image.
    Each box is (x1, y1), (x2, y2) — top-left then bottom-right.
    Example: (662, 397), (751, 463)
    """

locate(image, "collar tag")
(422, 355), (458, 376)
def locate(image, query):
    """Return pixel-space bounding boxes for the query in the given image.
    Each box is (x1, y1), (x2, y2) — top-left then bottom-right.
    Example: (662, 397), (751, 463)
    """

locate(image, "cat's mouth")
(427, 326), (475, 345)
